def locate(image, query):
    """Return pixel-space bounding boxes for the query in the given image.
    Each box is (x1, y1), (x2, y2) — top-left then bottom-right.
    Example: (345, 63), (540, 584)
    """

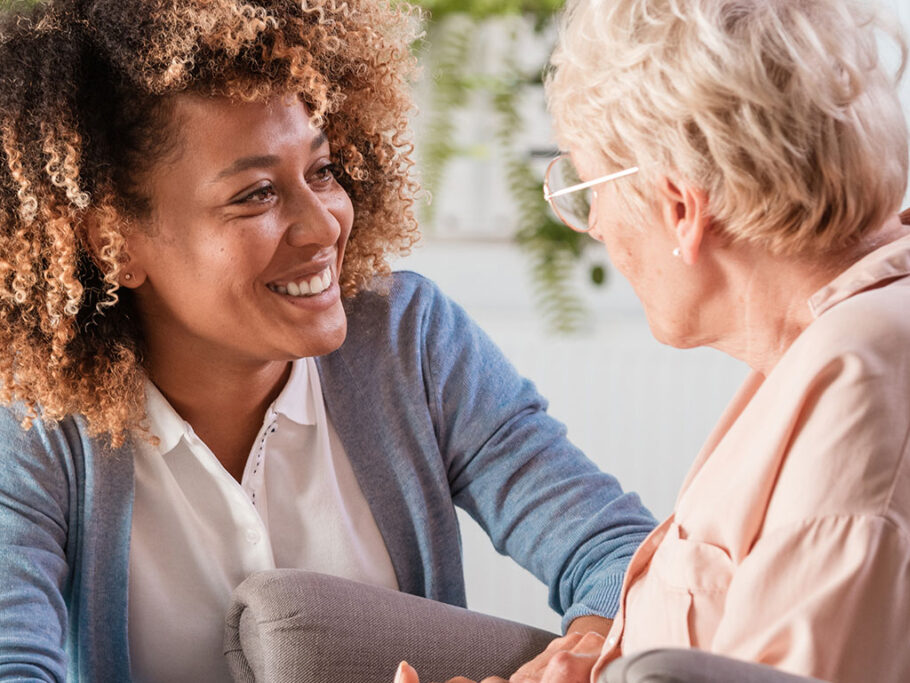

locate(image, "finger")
(540, 652), (599, 683)
(395, 661), (420, 683)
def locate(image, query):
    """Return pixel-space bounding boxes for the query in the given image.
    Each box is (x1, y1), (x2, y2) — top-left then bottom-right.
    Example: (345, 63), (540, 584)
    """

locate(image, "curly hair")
(0, 0), (421, 445)
(547, 0), (908, 257)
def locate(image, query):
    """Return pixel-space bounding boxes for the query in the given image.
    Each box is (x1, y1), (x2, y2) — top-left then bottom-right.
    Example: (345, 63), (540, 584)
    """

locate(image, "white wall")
(402, 0), (910, 633)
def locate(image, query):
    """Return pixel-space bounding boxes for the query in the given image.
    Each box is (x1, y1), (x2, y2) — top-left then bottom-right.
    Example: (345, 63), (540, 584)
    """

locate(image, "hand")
(393, 631), (606, 683)
(508, 631), (606, 682)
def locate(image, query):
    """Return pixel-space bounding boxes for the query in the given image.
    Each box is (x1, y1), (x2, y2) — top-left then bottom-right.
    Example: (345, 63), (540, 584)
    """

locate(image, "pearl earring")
(672, 247), (681, 257)
(123, 273), (133, 282)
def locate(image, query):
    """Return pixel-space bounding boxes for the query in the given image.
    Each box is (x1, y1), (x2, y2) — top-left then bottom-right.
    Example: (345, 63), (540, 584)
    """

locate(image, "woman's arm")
(415, 274), (656, 629)
(0, 409), (72, 681)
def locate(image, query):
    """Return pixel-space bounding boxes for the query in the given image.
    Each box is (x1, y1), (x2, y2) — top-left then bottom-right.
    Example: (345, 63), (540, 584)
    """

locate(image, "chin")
(647, 317), (690, 350)
(651, 325), (704, 350)
(301, 314), (348, 358)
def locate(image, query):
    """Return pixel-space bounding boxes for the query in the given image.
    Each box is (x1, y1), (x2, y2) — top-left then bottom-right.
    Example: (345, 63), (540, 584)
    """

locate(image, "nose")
(283, 183), (347, 248)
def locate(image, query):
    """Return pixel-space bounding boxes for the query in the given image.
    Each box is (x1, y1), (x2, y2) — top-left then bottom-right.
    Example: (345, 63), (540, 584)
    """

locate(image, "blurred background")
(396, 0), (910, 632)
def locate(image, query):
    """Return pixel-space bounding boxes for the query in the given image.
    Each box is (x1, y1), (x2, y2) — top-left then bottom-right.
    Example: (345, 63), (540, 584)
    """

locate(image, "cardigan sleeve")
(0, 407), (71, 681)
(415, 274), (657, 629)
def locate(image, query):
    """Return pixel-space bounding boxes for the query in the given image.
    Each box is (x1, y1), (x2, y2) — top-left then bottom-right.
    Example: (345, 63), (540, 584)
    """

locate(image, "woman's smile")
(264, 261), (341, 311)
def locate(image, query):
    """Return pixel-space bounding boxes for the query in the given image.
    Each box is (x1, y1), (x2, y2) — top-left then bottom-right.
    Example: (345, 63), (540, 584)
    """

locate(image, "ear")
(657, 177), (711, 266)
(82, 210), (148, 288)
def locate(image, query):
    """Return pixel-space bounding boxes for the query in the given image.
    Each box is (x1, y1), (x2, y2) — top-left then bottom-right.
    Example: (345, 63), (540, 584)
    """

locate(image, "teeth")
(270, 267), (333, 298)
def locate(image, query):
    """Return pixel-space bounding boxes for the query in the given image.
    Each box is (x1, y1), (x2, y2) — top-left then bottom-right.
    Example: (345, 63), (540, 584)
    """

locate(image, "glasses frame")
(543, 154), (639, 233)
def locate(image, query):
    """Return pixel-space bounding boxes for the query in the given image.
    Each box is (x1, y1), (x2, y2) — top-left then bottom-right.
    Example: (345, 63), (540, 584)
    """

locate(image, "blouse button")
(245, 528), (261, 545)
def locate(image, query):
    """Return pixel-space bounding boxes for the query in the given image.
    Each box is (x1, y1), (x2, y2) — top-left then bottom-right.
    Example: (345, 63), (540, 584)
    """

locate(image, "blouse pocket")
(623, 523), (735, 651)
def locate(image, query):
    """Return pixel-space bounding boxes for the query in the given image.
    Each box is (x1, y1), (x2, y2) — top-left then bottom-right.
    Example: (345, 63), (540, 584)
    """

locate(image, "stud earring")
(123, 272), (133, 282)
(672, 247), (681, 257)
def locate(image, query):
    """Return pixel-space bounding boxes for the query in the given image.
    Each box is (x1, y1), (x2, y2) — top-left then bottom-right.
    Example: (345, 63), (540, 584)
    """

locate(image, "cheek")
(591, 218), (629, 265)
(606, 230), (650, 292)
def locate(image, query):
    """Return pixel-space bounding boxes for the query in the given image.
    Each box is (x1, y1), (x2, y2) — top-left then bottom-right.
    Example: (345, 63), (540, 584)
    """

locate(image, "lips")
(267, 265), (332, 297)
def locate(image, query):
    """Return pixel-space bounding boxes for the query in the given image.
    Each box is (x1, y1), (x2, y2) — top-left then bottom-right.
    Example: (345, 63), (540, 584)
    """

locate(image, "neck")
(702, 216), (908, 376)
(707, 255), (826, 376)
(144, 339), (291, 480)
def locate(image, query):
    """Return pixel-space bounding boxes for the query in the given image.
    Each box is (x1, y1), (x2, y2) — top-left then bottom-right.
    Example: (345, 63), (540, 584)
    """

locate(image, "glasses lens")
(546, 156), (592, 232)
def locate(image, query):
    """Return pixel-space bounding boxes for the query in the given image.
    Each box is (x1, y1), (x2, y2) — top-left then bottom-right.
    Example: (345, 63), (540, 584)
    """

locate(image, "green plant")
(413, 2), (605, 332)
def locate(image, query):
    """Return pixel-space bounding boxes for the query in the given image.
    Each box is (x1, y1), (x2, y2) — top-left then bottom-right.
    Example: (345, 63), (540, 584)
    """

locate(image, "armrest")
(224, 569), (557, 683)
(603, 649), (829, 683)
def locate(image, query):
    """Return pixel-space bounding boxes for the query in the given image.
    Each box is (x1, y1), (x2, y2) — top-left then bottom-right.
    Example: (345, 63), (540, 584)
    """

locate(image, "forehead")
(169, 94), (325, 163)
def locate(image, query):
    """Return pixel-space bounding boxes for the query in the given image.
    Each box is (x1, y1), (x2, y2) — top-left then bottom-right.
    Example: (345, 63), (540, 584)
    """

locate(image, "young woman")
(0, 0), (656, 680)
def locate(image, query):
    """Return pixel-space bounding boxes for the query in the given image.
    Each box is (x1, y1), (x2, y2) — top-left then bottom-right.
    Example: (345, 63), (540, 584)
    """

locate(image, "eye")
(309, 162), (340, 188)
(235, 183), (277, 205)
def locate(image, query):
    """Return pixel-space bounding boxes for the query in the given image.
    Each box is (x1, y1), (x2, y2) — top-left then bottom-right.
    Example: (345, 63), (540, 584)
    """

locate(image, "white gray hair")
(546, 0), (909, 255)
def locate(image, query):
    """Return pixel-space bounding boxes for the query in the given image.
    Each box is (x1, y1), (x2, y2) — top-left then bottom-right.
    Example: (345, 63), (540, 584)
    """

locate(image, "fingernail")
(394, 661), (406, 683)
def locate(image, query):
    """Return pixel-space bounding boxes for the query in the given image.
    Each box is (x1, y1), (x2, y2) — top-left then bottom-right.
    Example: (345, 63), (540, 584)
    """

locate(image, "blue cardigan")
(0, 272), (656, 681)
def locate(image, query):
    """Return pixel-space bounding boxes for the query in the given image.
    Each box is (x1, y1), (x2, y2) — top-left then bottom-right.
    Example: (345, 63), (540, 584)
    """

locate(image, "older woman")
(399, 0), (910, 682)
(0, 0), (659, 680)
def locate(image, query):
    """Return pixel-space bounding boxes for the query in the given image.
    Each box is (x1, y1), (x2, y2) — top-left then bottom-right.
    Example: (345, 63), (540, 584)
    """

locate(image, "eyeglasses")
(543, 154), (639, 233)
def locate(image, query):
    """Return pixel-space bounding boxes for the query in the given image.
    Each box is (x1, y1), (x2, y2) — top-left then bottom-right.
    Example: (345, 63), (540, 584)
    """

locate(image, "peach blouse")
(594, 233), (910, 683)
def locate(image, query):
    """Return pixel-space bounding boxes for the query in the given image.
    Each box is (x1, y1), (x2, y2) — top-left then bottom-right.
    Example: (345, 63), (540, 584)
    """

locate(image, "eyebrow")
(210, 131), (329, 183)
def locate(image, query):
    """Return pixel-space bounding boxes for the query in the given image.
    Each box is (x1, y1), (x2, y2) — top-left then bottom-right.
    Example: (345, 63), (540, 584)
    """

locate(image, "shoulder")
(0, 403), (126, 493)
(795, 276), (910, 373)
(0, 403), (76, 461)
(343, 271), (449, 325)
(340, 271), (470, 352)
(774, 277), (910, 410)
(0, 405), (79, 523)
(763, 278), (910, 525)
(323, 270), (522, 405)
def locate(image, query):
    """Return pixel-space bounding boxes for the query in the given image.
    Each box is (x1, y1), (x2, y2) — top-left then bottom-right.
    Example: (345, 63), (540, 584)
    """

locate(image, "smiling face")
(123, 95), (354, 373)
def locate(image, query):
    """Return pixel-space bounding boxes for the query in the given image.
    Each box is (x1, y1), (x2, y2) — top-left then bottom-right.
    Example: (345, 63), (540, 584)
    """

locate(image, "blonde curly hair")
(0, 0), (421, 445)
(547, 0), (908, 256)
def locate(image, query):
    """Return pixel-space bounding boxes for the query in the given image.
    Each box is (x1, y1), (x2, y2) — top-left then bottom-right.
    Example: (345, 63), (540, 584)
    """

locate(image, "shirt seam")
(757, 510), (910, 550)
(420, 292), (445, 453)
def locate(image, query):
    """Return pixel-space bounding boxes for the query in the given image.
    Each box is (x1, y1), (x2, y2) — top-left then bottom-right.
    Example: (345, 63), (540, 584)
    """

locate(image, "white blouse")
(127, 358), (399, 683)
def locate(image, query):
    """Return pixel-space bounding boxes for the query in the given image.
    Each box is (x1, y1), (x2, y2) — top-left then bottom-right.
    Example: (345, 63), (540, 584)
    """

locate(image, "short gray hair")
(546, 0), (909, 255)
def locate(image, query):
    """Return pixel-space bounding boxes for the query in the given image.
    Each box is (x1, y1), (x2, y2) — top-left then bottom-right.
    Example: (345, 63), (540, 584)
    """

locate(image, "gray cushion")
(603, 649), (829, 683)
(224, 569), (557, 683)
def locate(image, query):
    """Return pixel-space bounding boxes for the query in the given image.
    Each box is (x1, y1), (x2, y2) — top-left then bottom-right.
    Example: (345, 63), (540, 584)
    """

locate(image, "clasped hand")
(393, 631), (605, 683)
